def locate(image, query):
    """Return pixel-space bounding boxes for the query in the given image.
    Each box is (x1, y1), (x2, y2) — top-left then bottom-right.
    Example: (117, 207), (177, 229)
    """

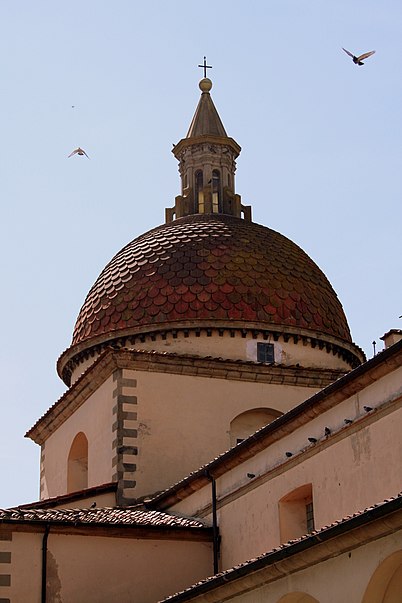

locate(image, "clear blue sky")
(0, 1), (401, 508)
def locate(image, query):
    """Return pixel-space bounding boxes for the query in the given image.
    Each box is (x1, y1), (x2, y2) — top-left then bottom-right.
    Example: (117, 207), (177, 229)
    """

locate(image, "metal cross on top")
(198, 56), (212, 78)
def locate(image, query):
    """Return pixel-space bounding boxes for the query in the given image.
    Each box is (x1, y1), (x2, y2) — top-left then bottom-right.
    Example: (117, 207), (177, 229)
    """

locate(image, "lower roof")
(0, 506), (205, 529)
(159, 492), (402, 603)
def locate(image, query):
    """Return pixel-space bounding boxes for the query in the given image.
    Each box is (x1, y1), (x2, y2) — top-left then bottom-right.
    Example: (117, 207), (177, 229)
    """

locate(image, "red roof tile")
(72, 214), (352, 348)
(0, 506), (208, 530)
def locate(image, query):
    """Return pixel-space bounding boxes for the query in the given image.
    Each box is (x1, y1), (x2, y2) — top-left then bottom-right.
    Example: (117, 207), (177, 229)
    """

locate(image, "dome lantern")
(166, 74), (251, 223)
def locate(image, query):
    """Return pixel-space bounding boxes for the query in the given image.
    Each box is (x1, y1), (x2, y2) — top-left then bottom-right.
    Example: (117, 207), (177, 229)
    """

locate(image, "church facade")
(0, 76), (401, 603)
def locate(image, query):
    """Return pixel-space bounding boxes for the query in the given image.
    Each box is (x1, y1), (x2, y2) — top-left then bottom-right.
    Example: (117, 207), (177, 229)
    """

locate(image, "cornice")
(29, 347), (344, 445)
(173, 135), (241, 158)
(57, 322), (365, 386)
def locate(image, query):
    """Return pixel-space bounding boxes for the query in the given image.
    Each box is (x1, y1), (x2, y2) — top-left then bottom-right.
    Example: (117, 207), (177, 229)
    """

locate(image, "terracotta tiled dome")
(72, 213), (352, 346)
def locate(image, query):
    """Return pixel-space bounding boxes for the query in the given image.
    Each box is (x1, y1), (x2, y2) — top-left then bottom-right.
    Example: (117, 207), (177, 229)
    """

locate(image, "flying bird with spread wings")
(342, 48), (376, 65)
(68, 147), (90, 158)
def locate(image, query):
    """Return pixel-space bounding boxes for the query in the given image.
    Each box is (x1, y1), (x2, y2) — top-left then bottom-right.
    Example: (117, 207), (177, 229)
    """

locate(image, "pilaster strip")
(112, 370), (138, 505)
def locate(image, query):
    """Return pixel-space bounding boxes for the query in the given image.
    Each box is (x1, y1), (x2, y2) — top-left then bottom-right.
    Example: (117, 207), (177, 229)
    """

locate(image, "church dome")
(62, 212), (357, 361)
(58, 76), (364, 385)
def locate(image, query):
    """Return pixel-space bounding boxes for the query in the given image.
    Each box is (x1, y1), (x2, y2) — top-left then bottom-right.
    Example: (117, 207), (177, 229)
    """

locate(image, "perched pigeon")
(68, 147), (90, 158)
(342, 48), (376, 65)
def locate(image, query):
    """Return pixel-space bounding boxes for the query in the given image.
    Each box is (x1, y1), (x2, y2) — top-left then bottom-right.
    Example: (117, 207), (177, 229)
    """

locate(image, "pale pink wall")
(6, 532), (42, 602)
(69, 331), (352, 385)
(129, 369), (322, 498)
(5, 519), (402, 602)
(169, 367), (402, 570)
(124, 333), (351, 371)
(40, 363), (321, 501)
(4, 531), (212, 603)
(183, 530), (402, 603)
(51, 490), (116, 509)
(41, 376), (115, 499)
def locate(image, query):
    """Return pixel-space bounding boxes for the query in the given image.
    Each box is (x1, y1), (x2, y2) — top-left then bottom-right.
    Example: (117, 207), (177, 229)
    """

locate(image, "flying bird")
(342, 48), (376, 65)
(68, 147), (90, 158)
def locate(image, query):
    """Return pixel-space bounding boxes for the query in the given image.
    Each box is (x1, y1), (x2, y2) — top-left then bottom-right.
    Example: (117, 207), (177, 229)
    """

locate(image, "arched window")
(195, 170), (204, 213)
(230, 408), (282, 447)
(67, 432), (88, 493)
(279, 484), (314, 543)
(212, 170), (221, 213)
(362, 551), (402, 603)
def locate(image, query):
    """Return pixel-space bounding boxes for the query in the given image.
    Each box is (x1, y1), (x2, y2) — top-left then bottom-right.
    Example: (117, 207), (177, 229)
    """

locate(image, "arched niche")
(279, 483), (314, 543)
(67, 432), (88, 493)
(277, 594), (319, 603)
(230, 407), (282, 447)
(362, 551), (402, 603)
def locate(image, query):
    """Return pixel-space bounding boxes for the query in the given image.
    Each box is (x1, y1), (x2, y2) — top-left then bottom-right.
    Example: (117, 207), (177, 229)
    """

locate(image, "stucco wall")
(3, 532), (42, 602)
(51, 491), (116, 509)
(41, 375), (116, 499)
(40, 361), (323, 501)
(70, 331), (352, 384)
(126, 368), (324, 498)
(181, 530), (402, 603)
(168, 366), (402, 570)
(4, 531), (213, 603)
(125, 332), (352, 370)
